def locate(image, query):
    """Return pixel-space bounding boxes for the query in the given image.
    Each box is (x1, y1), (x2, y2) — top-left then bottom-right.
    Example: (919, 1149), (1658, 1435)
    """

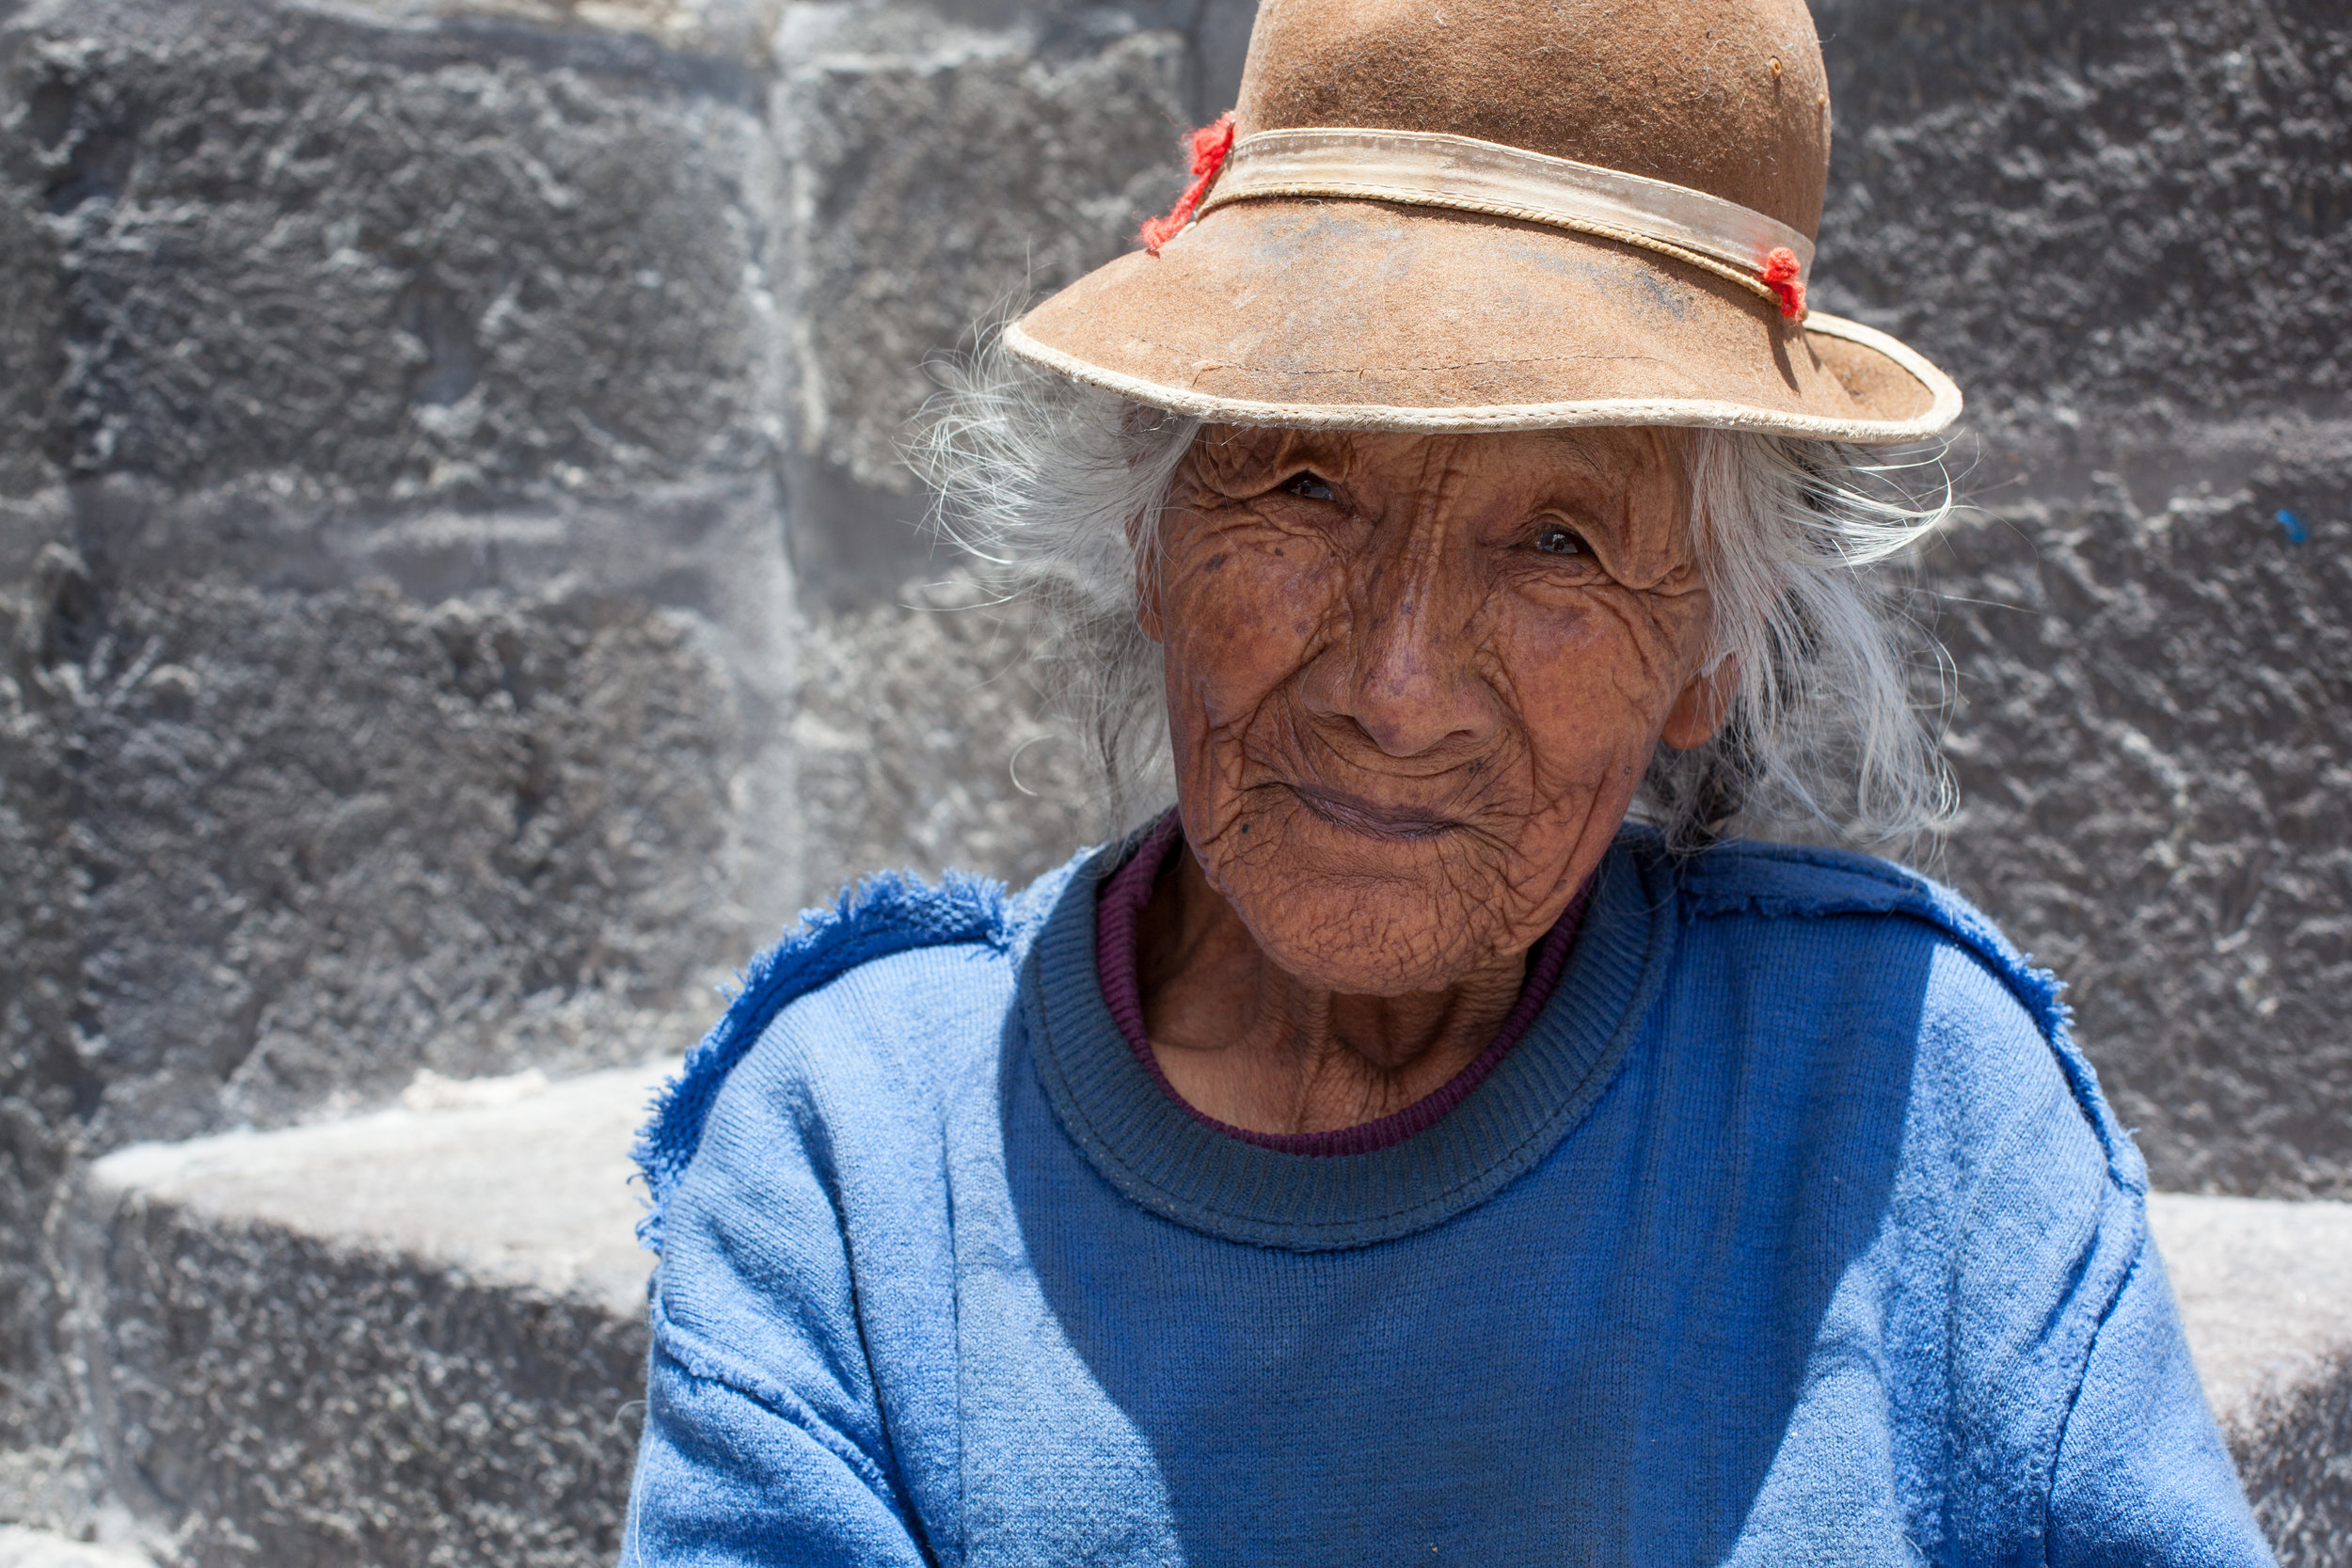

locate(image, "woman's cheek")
(1498, 593), (1685, 773)
(1168, 543), (1336, 720)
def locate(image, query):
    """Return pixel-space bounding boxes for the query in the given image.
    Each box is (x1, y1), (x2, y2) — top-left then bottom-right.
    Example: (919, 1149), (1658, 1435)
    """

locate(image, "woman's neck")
(1134, 849), (1532, 1136)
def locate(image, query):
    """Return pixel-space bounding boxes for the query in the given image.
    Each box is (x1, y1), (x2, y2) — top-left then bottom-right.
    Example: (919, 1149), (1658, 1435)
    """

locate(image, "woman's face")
(1143, 423), (1724, 996)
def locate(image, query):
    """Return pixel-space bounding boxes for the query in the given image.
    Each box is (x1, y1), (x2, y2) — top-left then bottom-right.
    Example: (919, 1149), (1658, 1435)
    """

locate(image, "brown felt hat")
(1007, 0), (1961, 444)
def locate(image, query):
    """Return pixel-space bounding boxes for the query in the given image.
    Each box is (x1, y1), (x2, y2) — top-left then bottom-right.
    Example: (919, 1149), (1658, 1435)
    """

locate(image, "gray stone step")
(88, 1063), (660, 1323)
(72, 1064), (2352, 1567)
(2152, 1193), (2352, 1568)
(73, 1062), (667, 1568)
(0, 1524), (154, 1568)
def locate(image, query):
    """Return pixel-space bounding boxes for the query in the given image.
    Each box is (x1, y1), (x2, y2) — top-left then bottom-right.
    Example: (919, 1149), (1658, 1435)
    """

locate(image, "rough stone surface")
(71, 1062), (662, 1567)
(769, 0), (1253, 601)
(1921, 478), (2352, 1199)
(74, 1199), (648, 1568)
(1811, 0), (2350, 446)
(790, 571), (1102, 904)
(55, 1063), (666, 1568)
(774, 19), (1185, 595)
(0, 483), (790, 1513)
(1811, 0), (2352, 1198)
(86, 1058), (663, 1333)
(40, 568), (742, 1140)
(6, 0), (778, 499)
(0, 0), (794, 1518)
(766, 0), (1253, 878)
(0, 163), (63, 498)
(2237, 1343), (2352, 1568)
(0, 514), (86, 1465)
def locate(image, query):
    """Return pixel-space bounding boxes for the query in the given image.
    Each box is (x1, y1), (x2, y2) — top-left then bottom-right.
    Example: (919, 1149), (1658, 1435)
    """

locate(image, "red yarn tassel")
(1761, 247), (1806, 319)
(1138, 113), (1236, 255)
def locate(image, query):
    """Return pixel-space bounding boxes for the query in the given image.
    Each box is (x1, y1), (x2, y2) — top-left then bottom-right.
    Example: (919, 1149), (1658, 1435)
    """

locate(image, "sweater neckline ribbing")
(1021, 824), (1678, 1252)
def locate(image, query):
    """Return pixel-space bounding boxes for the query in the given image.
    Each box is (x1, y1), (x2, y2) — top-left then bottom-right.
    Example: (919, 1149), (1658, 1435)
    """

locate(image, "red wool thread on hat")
(1139, 113), (1237, 255)
(1761, 247), (1806, 319)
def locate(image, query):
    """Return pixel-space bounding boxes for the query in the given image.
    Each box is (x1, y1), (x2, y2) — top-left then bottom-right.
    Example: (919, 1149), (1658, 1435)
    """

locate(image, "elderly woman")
(622, 1), (2271, 1562)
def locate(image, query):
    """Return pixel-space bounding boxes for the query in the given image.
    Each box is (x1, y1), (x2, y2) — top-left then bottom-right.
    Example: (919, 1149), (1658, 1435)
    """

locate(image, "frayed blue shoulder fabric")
(1675, 839), (2143, 1193)
(631, 860), (1073, 1252)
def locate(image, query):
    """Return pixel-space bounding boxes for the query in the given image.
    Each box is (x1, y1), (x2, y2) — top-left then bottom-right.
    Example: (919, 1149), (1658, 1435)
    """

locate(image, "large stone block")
(1, 0), (781, 500)
(771, 8), (1191, 597)
(0, 0), (799, 1141)
(1806, 0), (2352, 1196)
(34, 567), (740, 1142)
(74, 1062), (661, 1568)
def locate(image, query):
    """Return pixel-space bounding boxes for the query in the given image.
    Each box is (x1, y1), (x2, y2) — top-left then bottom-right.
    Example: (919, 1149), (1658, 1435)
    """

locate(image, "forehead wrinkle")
(1526, 426), (1692, 514)
(1528, 426), (1621, 475)
(1530, 422), (1688, 460)
(1480, 434), (1648, 528)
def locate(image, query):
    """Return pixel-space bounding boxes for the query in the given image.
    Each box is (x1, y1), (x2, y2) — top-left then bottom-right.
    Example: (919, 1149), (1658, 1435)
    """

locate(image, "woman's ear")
(1661, 657), (1739, 751)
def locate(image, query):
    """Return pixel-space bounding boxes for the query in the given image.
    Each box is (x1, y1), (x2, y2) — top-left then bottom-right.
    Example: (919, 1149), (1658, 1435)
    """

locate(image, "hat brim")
(1008, 198), (1960, 445)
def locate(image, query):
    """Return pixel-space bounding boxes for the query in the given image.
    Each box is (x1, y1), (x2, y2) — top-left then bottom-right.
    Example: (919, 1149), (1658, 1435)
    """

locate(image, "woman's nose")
(1302, 557), (1498, 759)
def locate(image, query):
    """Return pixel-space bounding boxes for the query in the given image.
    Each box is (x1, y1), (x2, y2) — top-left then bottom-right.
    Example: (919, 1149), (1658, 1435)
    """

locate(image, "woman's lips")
(1286, 784), (1466, 841)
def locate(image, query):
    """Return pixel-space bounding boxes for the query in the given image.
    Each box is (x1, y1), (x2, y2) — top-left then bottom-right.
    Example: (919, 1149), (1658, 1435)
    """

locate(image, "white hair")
(917, 335), (1957, 853)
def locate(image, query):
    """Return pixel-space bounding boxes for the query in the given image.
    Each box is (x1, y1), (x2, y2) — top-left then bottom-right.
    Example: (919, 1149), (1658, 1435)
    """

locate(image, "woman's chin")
(1201, 800), (1523, 994)
(1228, 880), (1499, 997)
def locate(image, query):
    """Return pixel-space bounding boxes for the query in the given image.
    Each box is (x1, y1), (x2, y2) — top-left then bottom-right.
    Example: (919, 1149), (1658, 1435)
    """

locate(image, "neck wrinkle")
(1095, 809), (1591, 1156)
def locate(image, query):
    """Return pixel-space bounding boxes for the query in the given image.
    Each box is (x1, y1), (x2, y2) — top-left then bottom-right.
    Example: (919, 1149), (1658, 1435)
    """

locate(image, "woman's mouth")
(1286, 784), (1467, 842)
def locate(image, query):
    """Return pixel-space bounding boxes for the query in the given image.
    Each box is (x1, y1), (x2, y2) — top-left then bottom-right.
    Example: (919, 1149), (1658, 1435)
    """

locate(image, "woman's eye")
(1280, 471), (1336, 502)
(1534, 521), (1589, 557)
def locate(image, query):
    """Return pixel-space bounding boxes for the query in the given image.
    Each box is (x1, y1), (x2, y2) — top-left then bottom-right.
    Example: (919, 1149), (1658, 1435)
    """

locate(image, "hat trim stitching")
(1004, 313), (1963, 444)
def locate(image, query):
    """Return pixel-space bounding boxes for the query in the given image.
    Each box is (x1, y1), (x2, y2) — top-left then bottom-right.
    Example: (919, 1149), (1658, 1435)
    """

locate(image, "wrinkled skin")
(1133, 423), (1729, 1135)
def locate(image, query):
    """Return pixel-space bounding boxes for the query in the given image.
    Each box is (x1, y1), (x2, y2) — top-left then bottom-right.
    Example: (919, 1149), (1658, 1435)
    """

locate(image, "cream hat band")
(1191, 127), (1817, 318)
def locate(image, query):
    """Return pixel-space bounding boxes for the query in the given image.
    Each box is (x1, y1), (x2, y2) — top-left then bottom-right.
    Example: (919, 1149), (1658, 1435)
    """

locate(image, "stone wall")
(0, 0), (2344, 1555)
(0, 0), (786, 1489)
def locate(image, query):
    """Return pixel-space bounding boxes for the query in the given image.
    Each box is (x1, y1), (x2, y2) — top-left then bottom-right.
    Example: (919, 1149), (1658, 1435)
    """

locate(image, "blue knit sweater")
(623, 829), (2271, 1566)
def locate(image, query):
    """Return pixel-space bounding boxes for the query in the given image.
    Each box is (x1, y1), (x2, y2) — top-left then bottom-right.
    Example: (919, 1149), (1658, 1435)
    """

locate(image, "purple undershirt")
(1093, 812), (1591, 1157)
